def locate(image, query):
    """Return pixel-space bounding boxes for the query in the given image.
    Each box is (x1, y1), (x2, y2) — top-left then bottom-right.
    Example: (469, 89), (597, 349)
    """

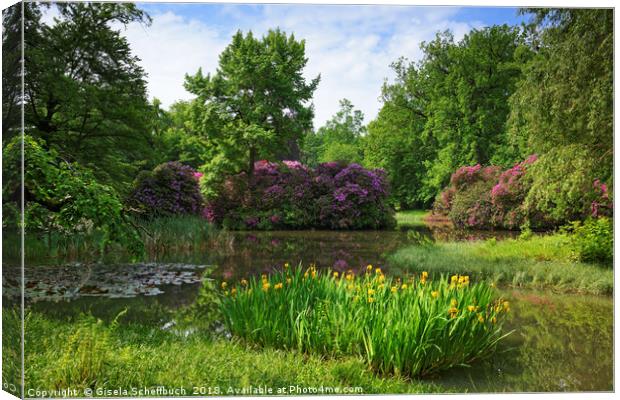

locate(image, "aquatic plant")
(219, 264), (509, 377)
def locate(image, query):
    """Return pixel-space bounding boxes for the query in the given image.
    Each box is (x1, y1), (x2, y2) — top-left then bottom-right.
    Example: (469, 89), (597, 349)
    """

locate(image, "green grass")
(395, 210), (430, 227)
(219, 264), (509, 378)
(388, 234), (613, 295)
(18, 311), (447, 396)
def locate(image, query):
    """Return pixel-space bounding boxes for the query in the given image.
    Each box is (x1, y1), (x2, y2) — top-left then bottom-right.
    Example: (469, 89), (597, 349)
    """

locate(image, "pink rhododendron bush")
(433, 155), (612, 229)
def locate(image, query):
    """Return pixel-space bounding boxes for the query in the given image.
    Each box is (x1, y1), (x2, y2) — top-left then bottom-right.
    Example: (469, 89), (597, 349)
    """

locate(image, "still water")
(6, 227), (613, 393)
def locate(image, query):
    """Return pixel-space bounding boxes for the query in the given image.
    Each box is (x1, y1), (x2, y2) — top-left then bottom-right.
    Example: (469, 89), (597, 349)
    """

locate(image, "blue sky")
(114, 4), (527, 126)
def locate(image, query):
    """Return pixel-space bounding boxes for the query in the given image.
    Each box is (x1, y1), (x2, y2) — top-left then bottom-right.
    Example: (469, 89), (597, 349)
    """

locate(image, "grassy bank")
(16, 311), (446, 396)
(388, 234), (613, 295)
(4, 215), (216, 265)
(394, 210), (430, 227)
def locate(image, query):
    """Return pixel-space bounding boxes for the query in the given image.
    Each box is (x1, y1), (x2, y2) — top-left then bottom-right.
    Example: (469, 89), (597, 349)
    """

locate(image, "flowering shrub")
(205, 161), (395, 230)
(433, 157), (537, 229)
(129, 162), (204, 218)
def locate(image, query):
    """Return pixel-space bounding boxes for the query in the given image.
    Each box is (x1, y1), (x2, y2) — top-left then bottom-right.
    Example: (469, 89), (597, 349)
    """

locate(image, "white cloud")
(115, 5), (483, 127)
(117, 11), (228, 108)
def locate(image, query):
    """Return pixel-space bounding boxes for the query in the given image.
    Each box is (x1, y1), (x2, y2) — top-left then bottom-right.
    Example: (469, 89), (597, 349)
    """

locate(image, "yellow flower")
(451, 299), (458, 307)
(274, 282), (283, 290)
(262, 282), (271, 291)
(448, 307), (458, 318)
(347, 284), (354, 290)
(478, 315), (484, 323)
(333, 271), (339, 278)
(311, 270), (317, 279)
(378, 283), (385, 289)
(345, 273), (354, 281)
(422, 271), (429, 279)
(366, 264), (373, 272)
(367, 289), (376, 296)
(378, 274), (385, 283)
(304, 272), (309, 279)
(451, 275), (458, 284)
(231, 288), (237, 296)
(467, 305), (476, 312)
(286, 277), (292, 284)
(223, 290), (229, 296)
(391, 286), (398, 293)
(368, 297), (375, 303)
(240, 279), (248, 287)
(284, 262), (290, 269)
(221, 281), (228, 289)
(431, 290), (439, 298)
(262, 274), (268, 280)
(401, 284), (408, 290)
(503, 301), (510, 311)
(375, 267), (382, 275)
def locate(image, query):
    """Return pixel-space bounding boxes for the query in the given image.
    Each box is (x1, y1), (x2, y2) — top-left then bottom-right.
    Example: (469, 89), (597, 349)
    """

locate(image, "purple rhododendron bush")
(204, 160), (395, 230)
(129, 161), (204, 218)
(433, 155), (613, 230)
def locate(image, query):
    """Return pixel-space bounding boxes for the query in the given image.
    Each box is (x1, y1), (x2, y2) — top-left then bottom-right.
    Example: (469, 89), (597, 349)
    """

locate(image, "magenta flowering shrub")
(205, 161), (395, 230)
(433, 157), (536, 229)
(129, 161), (204, 218)
(591, 179), (613, 218)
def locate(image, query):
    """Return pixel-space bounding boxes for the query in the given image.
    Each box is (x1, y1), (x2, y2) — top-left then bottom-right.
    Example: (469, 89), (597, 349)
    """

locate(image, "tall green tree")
(23, 2), (154, 193)
(302, 99), (365, 166)
(367, 25), (527, 207)
(509, 9), (613, 222)
(185, 29), (320, 184)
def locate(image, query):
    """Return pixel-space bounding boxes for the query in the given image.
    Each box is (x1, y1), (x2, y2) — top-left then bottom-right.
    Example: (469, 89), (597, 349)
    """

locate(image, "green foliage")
(185, 29), (320, 183)
(21, 311), (446, 394)
(302, 99), (365, 166)
(220, 265), (509, 377)
(567, 217), (613, 265)
(2, 135), (143, 258)
(22, 2), (155, 194)
(366, 26), (526, 207)
(389, 234), (613, 295)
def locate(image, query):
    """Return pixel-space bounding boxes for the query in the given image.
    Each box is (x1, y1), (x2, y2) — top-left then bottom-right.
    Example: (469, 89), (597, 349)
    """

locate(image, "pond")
(3, 225), (612, 393)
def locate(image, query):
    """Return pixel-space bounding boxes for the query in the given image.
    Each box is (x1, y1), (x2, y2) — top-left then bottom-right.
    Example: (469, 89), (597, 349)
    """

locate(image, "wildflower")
(345, 273), (354, 281)
(274, 283), (283, 290)
(304, 272), (309, 279)
(286, 277), (292, 285)
(420, 271), (428, 284)
(221, 282), (228, 289)
(240, 279), (248, 287)
(478, 315), (484, 323)
(366, 264), (373, 272)
(347, 284), (354, 290)
(284, 262), (290, 269)
(467, 305), (476, 312)
(262, 274), (267, 280)
(311, 270), (317, 279)
(431, 291), (439, 299)
(262, 282), (271, 292)
(367, 289), (376, 296)
(378, 284), (385, 289)
(451, 299), (458, 307)
(451, 275), (458, 284)
(391, 286), (398, 293)
(503, 301), (510, 312)
(231, 288), (237, 296)
(368, 297), (375, 303)
(401, 284), (408, 290)
(333, 271), (339, 278)
(377, 274), (385, 283)
(223, 290), (229, 296)
(448, 307), (459, 318)
(375, 267), (382, 275)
